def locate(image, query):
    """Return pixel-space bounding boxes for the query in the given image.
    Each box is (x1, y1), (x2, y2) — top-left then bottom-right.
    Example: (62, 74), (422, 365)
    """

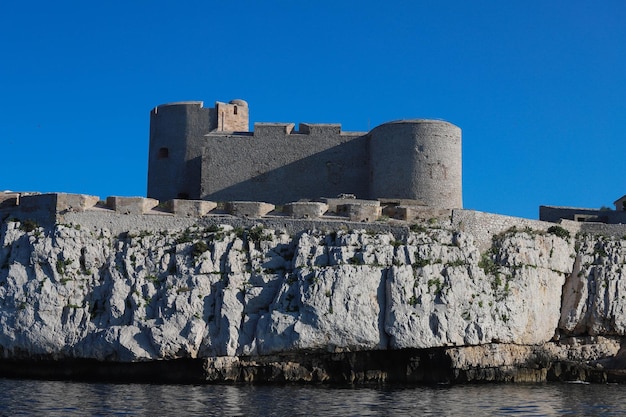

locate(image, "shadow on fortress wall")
(200, 137), (369, 205)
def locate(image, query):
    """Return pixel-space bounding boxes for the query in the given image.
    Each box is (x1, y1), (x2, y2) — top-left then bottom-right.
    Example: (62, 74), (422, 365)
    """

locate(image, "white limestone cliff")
(0, 216), (590, 366)
(560, 234), (626, 336)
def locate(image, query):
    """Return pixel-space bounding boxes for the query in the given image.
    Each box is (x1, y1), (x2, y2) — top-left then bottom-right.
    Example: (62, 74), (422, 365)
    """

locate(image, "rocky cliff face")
(0, 215), (624, 383)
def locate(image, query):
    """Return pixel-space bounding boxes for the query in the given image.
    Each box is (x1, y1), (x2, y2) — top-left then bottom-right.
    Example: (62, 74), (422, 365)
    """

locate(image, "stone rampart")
(164, 199), (217, 217)
(369, 120), (462, 209)
(0, 192), (423, 231)
(297, 123), (343, 135)
(577, 222), (626, 237)
(1, 193), (101, 223)
(451, 209), (572, 252)
(107, 196), (159, 215)
(5, 192), (626, 243)
(253, 123), (295, 136)
(284, 202), (329, 219)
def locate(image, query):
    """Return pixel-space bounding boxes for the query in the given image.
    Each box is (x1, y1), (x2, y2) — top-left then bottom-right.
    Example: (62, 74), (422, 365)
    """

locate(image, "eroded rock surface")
(0, 216), (625, 383)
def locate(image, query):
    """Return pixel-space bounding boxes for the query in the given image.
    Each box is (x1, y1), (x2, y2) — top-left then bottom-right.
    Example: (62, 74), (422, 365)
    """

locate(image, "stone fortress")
(147, 99), (462, 209)
(2, 97), (626, 235)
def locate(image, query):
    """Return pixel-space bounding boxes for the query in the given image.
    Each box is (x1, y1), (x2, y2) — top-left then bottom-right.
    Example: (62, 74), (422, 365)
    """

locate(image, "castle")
(147, 100), (463, 209)
(3, 96), (626, 243)
(4, 97), (625, 229)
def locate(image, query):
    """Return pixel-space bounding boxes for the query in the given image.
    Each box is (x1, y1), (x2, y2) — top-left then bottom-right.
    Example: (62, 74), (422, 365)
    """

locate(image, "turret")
(216, 99), (249, 132)
(147, 102), (211, 201)
(368, 120), (462, 209)
(147, 100), (249, 201)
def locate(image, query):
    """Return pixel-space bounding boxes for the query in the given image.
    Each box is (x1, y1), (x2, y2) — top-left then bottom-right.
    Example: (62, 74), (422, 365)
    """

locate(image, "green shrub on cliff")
(478, 252), (498, 276)
(547, 225), (570, 239)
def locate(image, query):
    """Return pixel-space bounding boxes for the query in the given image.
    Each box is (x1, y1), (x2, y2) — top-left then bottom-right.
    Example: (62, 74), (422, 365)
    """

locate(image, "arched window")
(158, 147), (169, 159)
(233, 105), (238, 115)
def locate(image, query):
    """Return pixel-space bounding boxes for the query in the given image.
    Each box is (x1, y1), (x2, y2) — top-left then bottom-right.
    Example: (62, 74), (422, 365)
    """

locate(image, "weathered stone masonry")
(147, 100), (463, 209)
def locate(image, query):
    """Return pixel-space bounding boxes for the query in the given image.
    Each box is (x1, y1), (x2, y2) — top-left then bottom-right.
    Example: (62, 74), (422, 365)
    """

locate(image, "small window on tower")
(158, 147), (169, 159)
(233, 105), (238, 115)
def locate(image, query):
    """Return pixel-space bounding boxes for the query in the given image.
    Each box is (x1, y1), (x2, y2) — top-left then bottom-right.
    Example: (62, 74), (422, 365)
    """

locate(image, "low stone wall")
(0, 193), (19, 209)
(0, 192), (439, 225)
(540, 205), (626, 225)
(5, 192), (626, 242)
(284, 202), (328, 219)
(165, 199), (217, 217)
(577, 221), (626, 237)
(451, 209), (570, 252)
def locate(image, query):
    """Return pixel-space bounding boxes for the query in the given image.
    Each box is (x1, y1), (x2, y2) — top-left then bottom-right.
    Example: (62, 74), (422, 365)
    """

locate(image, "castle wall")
(369, 120), (462, 209)
(11, 192), (626, 246)
(451, 209), (568, 252)
(576, 221), (626, 236)
(199, 123), (369, 204)
(147, 100), (462, 209)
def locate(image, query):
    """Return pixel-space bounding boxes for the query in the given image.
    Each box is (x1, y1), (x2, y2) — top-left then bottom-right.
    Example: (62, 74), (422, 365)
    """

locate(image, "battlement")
(297, 123), (343, 135)
(253, 123), (296, 136)
(250, 123), (348, 137)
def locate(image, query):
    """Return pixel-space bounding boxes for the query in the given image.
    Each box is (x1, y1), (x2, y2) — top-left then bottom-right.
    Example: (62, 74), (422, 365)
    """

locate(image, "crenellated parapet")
(252, 123), (346, 137)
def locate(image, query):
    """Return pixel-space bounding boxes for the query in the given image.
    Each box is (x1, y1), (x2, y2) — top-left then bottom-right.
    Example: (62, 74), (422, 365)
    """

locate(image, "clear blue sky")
(2, 1), (625, 219)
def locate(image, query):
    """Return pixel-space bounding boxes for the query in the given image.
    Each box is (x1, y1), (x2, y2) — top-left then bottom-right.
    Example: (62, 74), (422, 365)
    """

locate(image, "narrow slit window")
(158, 147), (169, 159)
(233, 105), (238, 115)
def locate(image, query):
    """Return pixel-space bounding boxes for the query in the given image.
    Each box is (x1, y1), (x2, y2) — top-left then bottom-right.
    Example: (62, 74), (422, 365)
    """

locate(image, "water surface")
(1, 379), (624, 416)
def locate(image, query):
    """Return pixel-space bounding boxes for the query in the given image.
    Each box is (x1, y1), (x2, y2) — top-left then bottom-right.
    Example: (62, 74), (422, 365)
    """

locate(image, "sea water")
(0, 379), (624, 416)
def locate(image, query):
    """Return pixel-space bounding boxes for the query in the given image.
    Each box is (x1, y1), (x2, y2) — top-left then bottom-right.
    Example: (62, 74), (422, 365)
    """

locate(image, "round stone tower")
(147, 101), (212, 201)
(368, 119), (462, 209)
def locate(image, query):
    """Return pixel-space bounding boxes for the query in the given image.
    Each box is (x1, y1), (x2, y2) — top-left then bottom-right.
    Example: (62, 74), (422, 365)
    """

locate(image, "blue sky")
(1, 1), (625, 219)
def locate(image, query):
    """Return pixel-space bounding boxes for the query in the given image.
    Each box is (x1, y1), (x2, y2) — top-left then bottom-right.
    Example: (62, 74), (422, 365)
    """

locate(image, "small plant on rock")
(56, 258), (73, 275)
(447, 259), (466, 267)
(410, 223), (428, 233)
(413, 258), (431, 268)
(19, 219), (39, 233)
(478, 252), (499, 276)
(192, 241), (209, 259)
(427, 278), (444, 296)
(248, 225), (271, 243)
(547, 225), (570, 239)
(391, 239), (403, 248)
